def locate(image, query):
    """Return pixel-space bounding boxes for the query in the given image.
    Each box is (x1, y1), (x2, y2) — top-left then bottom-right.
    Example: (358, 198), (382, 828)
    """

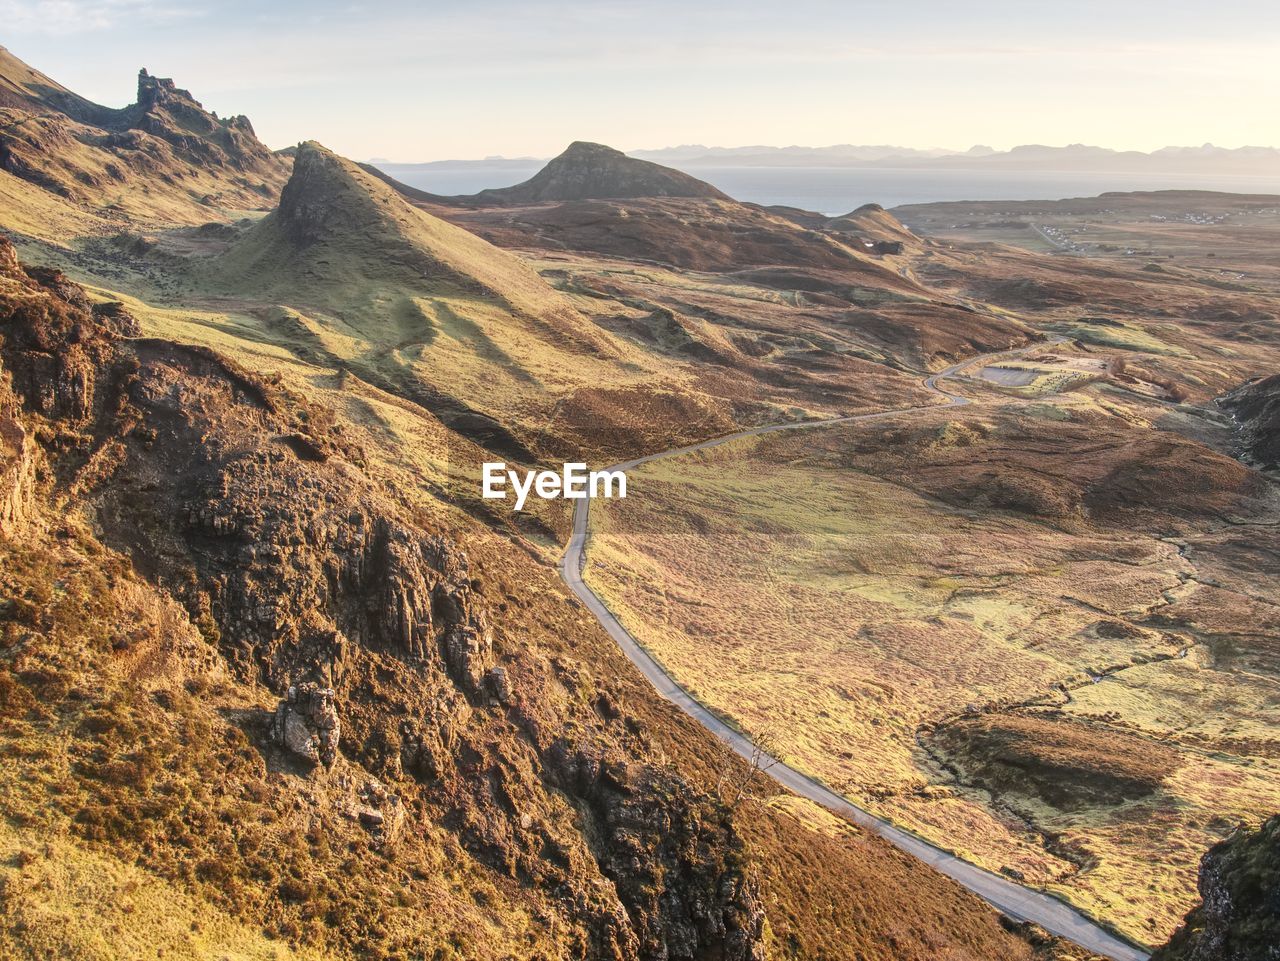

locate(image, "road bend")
(558, 341), (1150, 961)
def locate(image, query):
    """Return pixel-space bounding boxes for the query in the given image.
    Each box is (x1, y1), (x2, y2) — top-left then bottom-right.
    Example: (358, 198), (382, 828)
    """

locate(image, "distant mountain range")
(637, 143), (1280, 175)
(630, 144), (988, 164)
(378, 143), (1280, 177)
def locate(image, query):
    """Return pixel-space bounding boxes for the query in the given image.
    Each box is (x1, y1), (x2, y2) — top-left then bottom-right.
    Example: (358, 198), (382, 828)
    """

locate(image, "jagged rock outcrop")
(467, 141), (731, 204)
(486, 666), (512, 704)
(132, 69), (273, 173)
(273, 681), (341, 768)
(0, 263), (110, 425)
(1154, 816), (1280, 961)
(0, 241), (40, 536)
(544, 742), (767, 961)
(178, 445), (495, 701)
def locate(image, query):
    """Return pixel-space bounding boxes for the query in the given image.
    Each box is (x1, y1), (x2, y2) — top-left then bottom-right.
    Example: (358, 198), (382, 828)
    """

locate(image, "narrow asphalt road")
(559, 340), (1151, 961)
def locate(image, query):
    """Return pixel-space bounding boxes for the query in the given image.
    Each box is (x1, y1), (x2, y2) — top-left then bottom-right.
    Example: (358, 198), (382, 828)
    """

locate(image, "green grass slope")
(207, 142), (595, 328)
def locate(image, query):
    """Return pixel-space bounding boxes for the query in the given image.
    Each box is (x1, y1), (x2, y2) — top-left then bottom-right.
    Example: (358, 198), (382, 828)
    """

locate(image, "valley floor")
(584, 344), (1280, 949)
(566, 344), (1165, 960)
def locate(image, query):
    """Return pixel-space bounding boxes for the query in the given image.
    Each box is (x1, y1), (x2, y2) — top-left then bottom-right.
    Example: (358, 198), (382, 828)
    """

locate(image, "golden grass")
(584, 422), (1280, 946)
(0, 822), (334, 961)
(0, 170), (114, 247)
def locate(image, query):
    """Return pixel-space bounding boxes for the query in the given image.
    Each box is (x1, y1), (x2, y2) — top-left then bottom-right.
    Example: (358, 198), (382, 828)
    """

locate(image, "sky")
(3, 0), (1278, 161)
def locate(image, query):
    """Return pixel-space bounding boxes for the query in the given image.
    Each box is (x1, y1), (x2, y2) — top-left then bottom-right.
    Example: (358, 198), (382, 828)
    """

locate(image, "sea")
(376, 163), (1280, 217)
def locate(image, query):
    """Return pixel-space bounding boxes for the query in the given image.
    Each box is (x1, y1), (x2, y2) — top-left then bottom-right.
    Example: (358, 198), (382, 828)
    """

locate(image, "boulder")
(346, 778), (404, 846)
(444, 623), (493, 697)
(486, 666), (512, 704)
(272, 681), (340, 768)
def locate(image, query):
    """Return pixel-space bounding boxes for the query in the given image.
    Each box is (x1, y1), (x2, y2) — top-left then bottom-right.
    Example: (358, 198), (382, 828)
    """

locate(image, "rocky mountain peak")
(128, 66), (277, 174)
(0, 49), (287, 214)
(275, 140), (372, 245)
(560, 140), (627, 161)
(136, 67), (178, 108)
(135, 66), (224, 118)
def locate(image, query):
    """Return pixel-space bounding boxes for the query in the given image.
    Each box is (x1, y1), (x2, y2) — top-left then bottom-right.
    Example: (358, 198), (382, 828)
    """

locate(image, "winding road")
(559, 341), (1150, 961)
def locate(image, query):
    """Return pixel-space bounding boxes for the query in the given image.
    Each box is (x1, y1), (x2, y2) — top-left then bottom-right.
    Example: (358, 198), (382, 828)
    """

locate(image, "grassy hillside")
(181, 142), (761, 469)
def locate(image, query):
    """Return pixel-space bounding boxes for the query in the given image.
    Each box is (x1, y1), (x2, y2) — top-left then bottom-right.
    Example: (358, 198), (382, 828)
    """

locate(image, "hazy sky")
(3, 0), (1278, 160)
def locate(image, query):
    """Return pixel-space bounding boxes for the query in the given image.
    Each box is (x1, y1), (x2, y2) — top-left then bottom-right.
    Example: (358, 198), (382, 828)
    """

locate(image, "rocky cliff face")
(469, 141), (731, 204)
(0, 242), (37, 536)
(1154, 816), (1280, 961)
(0, 235), (765, 960)
(0, 411), (35, 536)
(1222, 374), (1280, 470)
